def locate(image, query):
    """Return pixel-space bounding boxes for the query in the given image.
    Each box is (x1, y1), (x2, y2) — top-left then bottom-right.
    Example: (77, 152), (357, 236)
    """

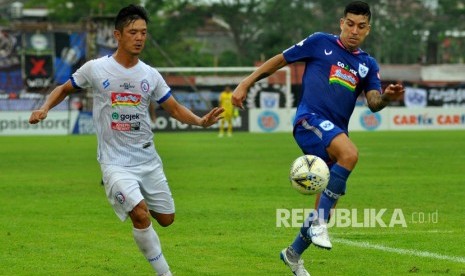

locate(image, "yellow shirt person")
(218, 86), (235, 137)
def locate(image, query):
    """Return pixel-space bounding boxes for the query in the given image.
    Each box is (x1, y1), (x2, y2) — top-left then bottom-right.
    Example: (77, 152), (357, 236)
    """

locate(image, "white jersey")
(71, 55), (171, 166)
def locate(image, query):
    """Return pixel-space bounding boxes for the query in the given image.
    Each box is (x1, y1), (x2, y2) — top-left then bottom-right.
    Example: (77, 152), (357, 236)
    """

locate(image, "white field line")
(332, 230), (455, 236)
(334, 238), (465, 264)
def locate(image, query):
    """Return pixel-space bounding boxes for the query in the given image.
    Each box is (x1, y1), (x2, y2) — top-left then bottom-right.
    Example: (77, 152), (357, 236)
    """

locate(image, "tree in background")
(143, 1), (213, 67)
(366, 0), (430, 64)
(19, 0), (465, 66)
(25, 0), (137, 22)
(432, 0), (465, 64)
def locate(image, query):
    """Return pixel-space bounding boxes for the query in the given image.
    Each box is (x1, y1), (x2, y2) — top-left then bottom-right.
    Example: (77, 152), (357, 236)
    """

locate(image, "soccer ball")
(289, 155), (330, 195)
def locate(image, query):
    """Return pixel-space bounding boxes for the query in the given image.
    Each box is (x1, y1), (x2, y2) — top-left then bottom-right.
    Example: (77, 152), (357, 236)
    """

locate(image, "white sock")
(133, 223), (170, 275)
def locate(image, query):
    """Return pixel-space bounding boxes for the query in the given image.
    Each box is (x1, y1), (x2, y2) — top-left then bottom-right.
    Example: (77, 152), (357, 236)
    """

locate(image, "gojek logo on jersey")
(111, 112), (140, 121)
(111, 92), (141, 107)
(111, 112), (141, 131)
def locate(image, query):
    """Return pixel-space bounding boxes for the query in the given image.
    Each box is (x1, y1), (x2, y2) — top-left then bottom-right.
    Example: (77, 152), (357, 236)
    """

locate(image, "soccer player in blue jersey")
(232, 1), (404, 275)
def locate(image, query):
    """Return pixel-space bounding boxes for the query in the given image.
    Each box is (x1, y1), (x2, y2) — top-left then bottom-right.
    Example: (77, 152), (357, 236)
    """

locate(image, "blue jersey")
(283, 32), (382, 132)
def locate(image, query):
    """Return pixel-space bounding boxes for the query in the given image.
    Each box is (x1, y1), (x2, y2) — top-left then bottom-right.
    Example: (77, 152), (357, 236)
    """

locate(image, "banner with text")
(0, 111), (78, 135)
(248, 107), (465, 133)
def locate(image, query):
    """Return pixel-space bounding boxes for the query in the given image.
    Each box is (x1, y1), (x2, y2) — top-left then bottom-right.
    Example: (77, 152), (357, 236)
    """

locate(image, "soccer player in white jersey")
(29, 5), (223, 276)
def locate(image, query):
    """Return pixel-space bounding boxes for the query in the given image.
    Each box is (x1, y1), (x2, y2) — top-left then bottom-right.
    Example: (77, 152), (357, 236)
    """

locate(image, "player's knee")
(339, 148), (359, 169)
(150, 211), (175, 227)
(130, 204), (151, 229)
(158, 215), (175, 227)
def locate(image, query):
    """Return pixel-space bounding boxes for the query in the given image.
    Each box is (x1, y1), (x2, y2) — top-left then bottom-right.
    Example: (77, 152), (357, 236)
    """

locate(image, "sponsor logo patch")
(120, 82), (135, 90)
(111, 122), (140, 131)
(102, 79), (110, 89)
(111, 112), (140, 121)
(319, 120), (335, 131)
(111, 92), (141, 107)
(329, 65), (358, 92)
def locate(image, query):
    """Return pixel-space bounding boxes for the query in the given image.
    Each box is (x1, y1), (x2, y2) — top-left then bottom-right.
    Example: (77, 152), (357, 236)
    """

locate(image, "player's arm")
(160, 95), (224, 128)
(365, 84), (405, 112)
(29, 80), (78, 124)
(232, 53), (288, 109)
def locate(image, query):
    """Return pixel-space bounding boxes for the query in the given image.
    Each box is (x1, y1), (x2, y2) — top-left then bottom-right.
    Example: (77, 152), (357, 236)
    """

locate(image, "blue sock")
(290, 233), (311, 255)
(290, 212), (316, 254)
(317, 164), (351, 221)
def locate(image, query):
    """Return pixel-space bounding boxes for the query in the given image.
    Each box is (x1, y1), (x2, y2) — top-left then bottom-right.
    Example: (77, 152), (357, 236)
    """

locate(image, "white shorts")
(100, 156), (175, 221)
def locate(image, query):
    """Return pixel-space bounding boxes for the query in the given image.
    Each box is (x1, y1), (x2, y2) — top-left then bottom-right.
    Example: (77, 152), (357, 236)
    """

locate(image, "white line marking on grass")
(334, 238), (465, 264)
(333, 230), (454, 236)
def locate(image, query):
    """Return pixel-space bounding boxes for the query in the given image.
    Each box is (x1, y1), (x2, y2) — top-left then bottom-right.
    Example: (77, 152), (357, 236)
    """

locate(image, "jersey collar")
(336, 37), (361, 55)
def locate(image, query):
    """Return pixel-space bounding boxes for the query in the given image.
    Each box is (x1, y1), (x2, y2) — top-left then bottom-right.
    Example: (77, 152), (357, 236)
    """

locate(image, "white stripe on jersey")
(72, 55), (171, 166)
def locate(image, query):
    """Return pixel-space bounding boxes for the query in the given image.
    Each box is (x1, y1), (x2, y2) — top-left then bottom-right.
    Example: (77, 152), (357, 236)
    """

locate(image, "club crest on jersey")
(115, 191), (125, 204)
(111, 92), (141, 107)
(358, 63), (369, 78)
(141, 79), (150, 93)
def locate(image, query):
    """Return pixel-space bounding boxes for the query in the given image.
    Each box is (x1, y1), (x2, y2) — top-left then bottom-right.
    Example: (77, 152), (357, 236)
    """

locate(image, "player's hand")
(200, 107), (224, 128)
(29, 109), (48, 124)
(232, 85), (247, 109)
(383, 83), (405, 100)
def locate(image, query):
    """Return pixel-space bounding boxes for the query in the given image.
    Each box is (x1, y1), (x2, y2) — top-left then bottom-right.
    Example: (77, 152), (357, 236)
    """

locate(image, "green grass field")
(1, 131), (464, 275)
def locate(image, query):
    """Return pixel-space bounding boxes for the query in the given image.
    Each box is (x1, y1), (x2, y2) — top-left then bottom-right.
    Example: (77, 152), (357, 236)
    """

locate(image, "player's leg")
(282, 116), (349, 273)
(130, 201), (172, 275)
(218, 118), (225, 137)
(101, 164), (172, 275)
(138, 156), (177, 275)
(140, 156), (176, 227)
(280, 117), (339, 275)
(226, 116), (233, 136)
(129, 201), (151, 228)
(149, 211), (174, 227)
(317, 133), (357, 222)
(309, 133), (357, 249)
(280, 246), (310, 276)
(314, 193), (337, 222)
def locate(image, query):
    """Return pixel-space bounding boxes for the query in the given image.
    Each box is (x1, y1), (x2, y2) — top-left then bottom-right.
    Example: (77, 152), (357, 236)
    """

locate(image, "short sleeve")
(364, 57), (382, 93)
(150, 68), (172, 104)
(71, 60), (95, 89)
(283, 32), (322, 63)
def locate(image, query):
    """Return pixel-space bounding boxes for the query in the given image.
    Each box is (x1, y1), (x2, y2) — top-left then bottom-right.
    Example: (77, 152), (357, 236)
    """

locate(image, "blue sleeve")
(364, 57), (382, 93)
(282, 32), (323, 63)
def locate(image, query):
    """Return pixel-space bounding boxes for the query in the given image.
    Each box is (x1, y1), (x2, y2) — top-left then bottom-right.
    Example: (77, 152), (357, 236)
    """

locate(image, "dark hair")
(344, 1), (371, 22)
(114, 4), (149, 31)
